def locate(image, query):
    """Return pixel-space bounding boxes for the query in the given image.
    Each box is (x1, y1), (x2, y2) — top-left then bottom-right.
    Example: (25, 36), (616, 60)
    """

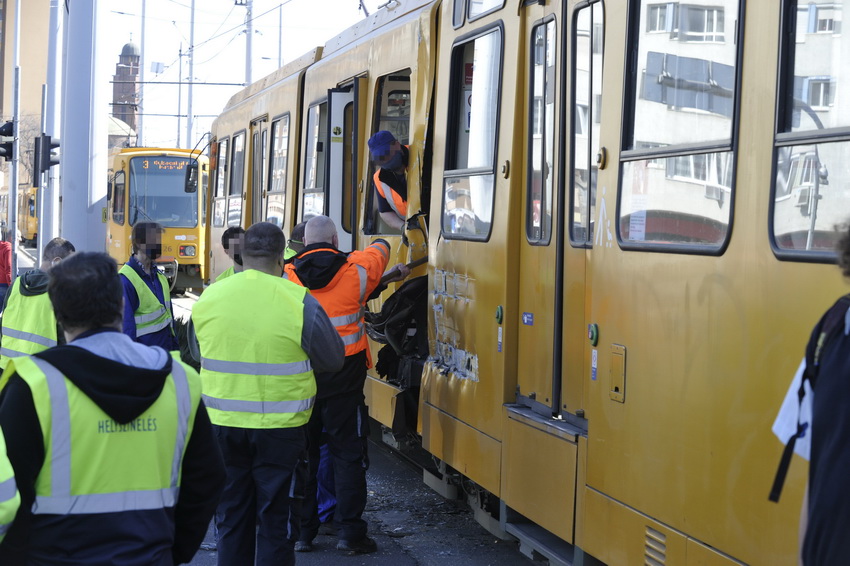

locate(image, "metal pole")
(10, 0), (21, 279)
(37, 85), (47, 267)
(278, 3), (282, 68)
(177, 43), (182, 148)
(139, 0), (146, 146)
(186, 0), (195, 147)
(61, 0), (108, 252)
(245, 0), (253, 85)
(45, 0), (63, 244)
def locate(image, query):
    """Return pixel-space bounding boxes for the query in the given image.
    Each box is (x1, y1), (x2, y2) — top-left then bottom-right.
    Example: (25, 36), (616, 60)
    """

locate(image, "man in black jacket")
(0, 252), (225, 565)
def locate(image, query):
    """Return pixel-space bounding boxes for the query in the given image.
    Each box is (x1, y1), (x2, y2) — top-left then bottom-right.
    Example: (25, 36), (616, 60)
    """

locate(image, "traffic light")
(0, 121), (13, 161)
(39, 134), (60, 172)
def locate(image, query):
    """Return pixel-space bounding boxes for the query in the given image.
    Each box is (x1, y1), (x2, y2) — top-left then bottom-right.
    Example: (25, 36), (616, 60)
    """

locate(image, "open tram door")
(323, 78), (367, 253)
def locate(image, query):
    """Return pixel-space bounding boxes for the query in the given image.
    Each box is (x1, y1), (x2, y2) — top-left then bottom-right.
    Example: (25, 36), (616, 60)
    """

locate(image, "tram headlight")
(179, 245), (196, 257)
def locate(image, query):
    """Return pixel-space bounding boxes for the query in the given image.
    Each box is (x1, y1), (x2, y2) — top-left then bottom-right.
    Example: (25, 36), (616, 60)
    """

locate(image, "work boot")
(337, 535), (378, 555)
(294, 540), (313, 552)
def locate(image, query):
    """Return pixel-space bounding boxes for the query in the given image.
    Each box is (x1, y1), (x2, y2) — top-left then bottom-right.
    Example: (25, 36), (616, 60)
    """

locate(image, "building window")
(808, 79), (833, 108)
(647, 4), (667, 32)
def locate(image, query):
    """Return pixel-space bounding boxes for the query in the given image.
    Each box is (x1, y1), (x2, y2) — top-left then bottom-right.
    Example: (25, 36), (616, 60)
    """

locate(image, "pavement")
(189, 441), (532, 566)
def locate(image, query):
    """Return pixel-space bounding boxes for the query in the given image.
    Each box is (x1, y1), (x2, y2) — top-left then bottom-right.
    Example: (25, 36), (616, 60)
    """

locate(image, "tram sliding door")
(249, 117), (268, 226)
(516, 10), (561, 418)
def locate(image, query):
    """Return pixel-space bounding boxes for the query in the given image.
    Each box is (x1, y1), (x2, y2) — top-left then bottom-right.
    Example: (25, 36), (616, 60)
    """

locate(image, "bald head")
(304, 215), (337, 247)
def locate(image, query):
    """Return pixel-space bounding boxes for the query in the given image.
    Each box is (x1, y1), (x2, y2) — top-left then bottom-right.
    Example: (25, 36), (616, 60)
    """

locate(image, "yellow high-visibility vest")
(0, 426), (20, 541)
(192, 269), (316, 429)
(119, 264), (174, 338)
(9, 354), (200, 517)
(0, 277), (58, 370)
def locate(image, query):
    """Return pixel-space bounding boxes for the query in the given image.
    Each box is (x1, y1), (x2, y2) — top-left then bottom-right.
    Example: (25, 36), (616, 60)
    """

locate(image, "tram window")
(214, 139), (228, 199)
(266, 115), (290, 228)
(571, 2), (603, 246)
(201, 170), (208, 226)
(112, 171), (126, 225)
(230, 133), (245, 197)
(526, 19), (556, 246)
(226, 133), (245, 227)
(127, 157), (198, 228)
(626, 2), (738, 150)
(779, 2), (847, 134)
(442, 29), (501, 241)
(772, 0), (849, 257)
(617, 0), (739, 250)
(365, 70), (412, 235)
(453, 0), (465, 27)
(468, 0), (504, 21)
(213, 139), (228, 228)
(302, 104), (327, 221)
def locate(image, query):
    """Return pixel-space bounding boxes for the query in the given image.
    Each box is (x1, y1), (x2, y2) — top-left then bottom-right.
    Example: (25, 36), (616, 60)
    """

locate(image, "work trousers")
(299, 391), (370, 543)
(213, 424), (307, 566)
(317, 442), (337, 523)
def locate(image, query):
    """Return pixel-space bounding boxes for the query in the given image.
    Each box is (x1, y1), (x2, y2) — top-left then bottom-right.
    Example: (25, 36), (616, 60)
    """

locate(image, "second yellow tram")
(106, 147), (209, 292)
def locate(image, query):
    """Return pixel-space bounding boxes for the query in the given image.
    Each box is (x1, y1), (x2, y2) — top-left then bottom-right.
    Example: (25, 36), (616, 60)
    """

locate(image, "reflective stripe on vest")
(284, 245), (386, 358)
(373, 169), (408, 218)
(201, 357), (311, 376)
(30, 357), (192, 515)
(4, 328), (57, 348)
(201, 396), (314, 416)
(0, 278), (58, 369)
(119, 264), (174, 338)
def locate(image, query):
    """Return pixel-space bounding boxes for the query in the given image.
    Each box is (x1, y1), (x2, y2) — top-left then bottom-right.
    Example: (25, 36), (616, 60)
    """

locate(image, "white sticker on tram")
(591, 348), (598, 381)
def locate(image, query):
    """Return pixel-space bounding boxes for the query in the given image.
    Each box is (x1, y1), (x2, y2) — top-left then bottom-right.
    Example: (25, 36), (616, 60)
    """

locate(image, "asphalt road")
(188, 441), (533, 566)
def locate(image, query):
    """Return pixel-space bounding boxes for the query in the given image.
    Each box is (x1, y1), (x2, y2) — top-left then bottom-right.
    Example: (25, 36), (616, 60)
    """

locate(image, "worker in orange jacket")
(368, 130), (408, 231)
(284, 215), (409, 555)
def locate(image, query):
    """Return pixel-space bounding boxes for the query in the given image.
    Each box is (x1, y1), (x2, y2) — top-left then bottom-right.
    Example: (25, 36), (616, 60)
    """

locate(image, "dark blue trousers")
(299, 391), (370, 543)
(317, 442), (337, 523)
(213, 425), (307, 566)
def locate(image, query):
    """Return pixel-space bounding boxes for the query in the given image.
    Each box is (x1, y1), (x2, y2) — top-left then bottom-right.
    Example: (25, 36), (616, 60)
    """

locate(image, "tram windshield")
(128, 156), (199, 228)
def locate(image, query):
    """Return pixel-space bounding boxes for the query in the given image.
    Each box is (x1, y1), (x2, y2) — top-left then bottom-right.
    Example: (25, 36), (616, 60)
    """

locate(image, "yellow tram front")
(106, 148), (208, 293)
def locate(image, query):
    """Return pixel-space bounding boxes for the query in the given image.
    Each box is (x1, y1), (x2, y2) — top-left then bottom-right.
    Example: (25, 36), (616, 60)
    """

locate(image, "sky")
(105, 0), (372, 149)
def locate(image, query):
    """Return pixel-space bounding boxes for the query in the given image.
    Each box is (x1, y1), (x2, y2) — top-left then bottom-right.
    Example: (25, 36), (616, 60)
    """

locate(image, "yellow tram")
(17, 186), (37, 246)
(207, 0), (848, 563)
(106, 147), (209, 292)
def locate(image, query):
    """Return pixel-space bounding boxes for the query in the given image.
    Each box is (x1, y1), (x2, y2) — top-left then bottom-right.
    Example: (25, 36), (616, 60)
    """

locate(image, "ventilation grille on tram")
(645, 526), (667, 566)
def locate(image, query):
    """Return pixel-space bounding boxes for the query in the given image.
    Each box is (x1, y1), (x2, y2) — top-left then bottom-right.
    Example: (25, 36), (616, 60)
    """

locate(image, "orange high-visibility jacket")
(372, 145), (409, 219)
(285, 240), (390, 366)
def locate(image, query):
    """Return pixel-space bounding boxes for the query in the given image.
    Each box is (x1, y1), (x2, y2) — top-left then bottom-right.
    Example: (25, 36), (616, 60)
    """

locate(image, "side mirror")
(107, 181), (112, 201)
(185, 160), (199, 193)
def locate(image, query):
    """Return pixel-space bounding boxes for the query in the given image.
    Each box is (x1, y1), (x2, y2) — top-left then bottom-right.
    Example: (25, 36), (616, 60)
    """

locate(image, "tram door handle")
(609, 344), (626, 403)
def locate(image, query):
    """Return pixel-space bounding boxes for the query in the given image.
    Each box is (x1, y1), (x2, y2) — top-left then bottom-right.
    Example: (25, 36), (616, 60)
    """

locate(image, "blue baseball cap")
(368, 130), (396, 159)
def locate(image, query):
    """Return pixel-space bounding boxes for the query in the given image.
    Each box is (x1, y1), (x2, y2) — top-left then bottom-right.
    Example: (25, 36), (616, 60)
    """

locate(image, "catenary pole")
(9, 0), (21, 279)
(44, 0), (63, 247)
(186, 0), (195, 148)
(61, 0), (108, 252)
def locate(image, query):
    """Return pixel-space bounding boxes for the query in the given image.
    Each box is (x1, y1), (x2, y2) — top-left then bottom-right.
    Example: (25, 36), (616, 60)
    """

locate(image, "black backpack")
(365, 275), (428, 387)
(769, 294), (850, 502)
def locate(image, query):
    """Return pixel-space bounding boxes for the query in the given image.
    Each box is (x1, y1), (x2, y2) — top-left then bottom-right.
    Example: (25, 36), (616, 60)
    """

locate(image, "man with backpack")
(772, 225), (850, 564)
